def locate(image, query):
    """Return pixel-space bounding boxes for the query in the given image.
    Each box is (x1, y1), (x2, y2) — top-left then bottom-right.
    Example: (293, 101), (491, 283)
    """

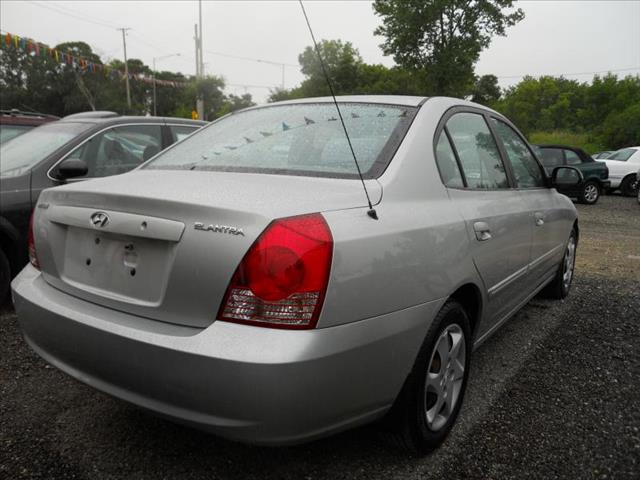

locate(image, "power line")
(26, 1), (119, 29)
(496, 66), (640, 79)
(205, 50), (297, 68)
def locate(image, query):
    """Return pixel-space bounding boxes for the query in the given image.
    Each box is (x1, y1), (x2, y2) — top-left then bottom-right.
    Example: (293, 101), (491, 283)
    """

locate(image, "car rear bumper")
(11, 266), (441, 445)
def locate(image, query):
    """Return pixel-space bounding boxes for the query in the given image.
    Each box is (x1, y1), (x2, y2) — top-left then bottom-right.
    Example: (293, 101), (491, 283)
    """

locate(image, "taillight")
(28, 211), (40, 270)
(218, 213), (333, 329)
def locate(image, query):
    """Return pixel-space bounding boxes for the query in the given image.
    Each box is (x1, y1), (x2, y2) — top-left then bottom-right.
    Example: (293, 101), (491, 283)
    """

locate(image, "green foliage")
(268, 39), (430, 102)
(471, 74), (501, 105)
(528, 131), (606, 154)
(494, 74), (640, 149)
(373, 0), (524, 97)
(0, 41), (253, 119)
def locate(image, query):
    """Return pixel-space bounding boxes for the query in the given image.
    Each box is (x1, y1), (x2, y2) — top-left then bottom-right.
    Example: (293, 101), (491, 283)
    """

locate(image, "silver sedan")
(12, 96), (579, 452)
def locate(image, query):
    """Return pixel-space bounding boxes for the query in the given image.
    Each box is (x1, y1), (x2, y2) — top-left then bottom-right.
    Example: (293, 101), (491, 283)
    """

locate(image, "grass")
(528, 131), (607, 154)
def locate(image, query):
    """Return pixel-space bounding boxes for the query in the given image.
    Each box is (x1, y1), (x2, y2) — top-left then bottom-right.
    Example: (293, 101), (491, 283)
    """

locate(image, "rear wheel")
(541, 229), (577, 299)
(578, 181), (600, 204)
(387, 300), (471, 453)
(0, 249), (10, 305)
(620, 174), (637, 197)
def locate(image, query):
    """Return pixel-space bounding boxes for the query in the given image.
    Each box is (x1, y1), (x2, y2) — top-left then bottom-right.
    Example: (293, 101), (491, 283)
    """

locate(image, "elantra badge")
(194, 222), (244, 236)
(90, 212), (110, 228)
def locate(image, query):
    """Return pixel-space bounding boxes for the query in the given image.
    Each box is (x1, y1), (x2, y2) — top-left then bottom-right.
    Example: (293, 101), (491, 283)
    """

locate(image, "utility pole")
(196, 0), (204, 120)
(118, 27), (132, 110)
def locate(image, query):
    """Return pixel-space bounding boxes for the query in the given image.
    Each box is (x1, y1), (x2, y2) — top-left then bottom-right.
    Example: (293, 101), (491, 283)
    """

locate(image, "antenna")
(298, 1), (378, 220)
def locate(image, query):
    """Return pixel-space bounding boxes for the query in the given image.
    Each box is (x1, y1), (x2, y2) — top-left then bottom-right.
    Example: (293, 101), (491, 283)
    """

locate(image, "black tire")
(578, 180), (600, 205)
(620, 174), (637, 197)
(540, 228), (577, 300)
(386, 300), (472, 454)
(0, 248), (10, 305)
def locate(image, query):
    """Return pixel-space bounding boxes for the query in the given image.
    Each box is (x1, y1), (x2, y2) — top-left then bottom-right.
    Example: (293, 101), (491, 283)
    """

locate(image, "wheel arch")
(448, 282), (483, 339)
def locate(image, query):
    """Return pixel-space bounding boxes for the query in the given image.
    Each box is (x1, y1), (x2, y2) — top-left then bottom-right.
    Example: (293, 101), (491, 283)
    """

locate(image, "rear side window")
(435, 132), (464, 188)
(565, 150), (581, 165)
(491, 119), (545, 188)
(446, 113), (508, 189)
(170, 125), (200, 142)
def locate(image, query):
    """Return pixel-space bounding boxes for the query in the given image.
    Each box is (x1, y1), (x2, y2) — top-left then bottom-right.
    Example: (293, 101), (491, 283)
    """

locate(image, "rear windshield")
(0, 121), (92, 177)
(144, 103), (417, 179)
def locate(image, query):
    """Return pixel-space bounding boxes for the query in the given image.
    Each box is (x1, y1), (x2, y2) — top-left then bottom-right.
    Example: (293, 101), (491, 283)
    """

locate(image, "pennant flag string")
(0, 30), (188, 88)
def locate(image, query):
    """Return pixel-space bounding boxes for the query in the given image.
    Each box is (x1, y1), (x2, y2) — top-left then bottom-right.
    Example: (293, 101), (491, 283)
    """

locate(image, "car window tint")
(538, 148), (564, 169)
(69, 125), (162, 178)
(446, 113), (508, 189)
(491, 119), (545, 188)
(565, 150), (581, 165)
(435, 131), (464, 188)
(170, 125), (200, 142)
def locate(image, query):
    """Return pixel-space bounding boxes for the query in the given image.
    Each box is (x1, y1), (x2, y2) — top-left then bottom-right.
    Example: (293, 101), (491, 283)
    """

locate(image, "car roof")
(57, 115), (206, 127)
(267, 95), (429, 107)
(536, 144), (582, 150)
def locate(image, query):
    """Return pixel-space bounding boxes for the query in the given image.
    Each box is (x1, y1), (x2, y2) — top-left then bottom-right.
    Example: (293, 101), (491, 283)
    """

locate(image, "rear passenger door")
(436, 110), (533, 337)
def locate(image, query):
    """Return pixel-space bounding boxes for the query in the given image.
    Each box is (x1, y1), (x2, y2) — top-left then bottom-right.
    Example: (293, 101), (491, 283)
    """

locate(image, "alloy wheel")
(584, 184), (598, 203)
(424, 324), (466, 431)
(563, 236), (576, 290)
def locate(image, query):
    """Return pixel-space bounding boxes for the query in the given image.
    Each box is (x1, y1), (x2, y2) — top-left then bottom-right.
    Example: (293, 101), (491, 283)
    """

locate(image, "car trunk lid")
(34, 170), (381, 328)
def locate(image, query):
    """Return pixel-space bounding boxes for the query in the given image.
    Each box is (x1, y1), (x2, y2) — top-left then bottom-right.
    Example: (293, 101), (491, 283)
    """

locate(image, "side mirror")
(551, 166), (583, 186)
(54, 158), (88, 180)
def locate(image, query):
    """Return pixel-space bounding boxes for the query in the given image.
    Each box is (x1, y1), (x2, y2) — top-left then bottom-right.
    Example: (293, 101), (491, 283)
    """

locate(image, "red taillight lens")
(28, 211), (40, 270)
(218, 213), (333, 329)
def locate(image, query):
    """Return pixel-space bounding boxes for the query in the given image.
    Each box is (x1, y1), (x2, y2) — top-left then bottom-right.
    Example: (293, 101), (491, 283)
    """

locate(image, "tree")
(298, 39), (364, 96)
(373, 0), (524, 97)
(471, 74), (501, 105)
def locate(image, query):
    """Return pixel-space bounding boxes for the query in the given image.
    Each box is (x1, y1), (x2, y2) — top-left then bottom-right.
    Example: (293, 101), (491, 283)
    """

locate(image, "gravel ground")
(1, 194), (639, 479)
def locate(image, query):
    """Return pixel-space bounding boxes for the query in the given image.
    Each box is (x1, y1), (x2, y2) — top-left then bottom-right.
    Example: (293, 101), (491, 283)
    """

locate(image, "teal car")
(534, 144), (610, 205)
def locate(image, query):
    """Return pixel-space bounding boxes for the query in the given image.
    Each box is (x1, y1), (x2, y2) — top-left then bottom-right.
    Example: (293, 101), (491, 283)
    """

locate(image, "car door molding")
(487, 243), (563, 297)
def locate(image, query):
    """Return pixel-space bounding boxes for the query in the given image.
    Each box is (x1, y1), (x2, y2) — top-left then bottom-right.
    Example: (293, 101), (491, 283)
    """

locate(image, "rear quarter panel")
(319, 98), (486, 329)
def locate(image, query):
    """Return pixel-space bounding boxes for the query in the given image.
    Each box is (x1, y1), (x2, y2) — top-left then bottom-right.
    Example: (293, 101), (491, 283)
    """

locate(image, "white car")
(603, 147), (640, 196)
(637, 165), (640, 204)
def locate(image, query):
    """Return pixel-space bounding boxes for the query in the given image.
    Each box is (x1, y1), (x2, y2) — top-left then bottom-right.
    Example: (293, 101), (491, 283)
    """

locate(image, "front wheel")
(578, 181), (600, 204)
(620, 174), (637, 197)
(540, 229), (577, 299)
(387, 300), (471, 453)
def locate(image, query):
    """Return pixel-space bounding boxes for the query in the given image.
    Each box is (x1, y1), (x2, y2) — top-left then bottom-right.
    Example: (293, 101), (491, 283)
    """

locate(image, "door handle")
(534, 212), (545, 226)
(473, 221), (492, 241)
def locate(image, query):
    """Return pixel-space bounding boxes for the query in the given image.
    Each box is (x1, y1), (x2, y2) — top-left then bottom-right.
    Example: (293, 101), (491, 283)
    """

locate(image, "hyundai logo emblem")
(90, 212), (109, 228)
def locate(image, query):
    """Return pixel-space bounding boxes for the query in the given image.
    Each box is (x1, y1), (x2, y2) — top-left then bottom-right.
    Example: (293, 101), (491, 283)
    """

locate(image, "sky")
(1, 0), (639, 104)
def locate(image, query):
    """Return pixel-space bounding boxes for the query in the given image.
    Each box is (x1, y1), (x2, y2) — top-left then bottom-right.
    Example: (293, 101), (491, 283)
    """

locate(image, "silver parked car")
(12, 96), (580, 452)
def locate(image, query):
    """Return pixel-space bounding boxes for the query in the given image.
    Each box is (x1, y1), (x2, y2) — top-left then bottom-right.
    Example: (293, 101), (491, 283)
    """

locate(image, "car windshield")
(0, 121), (93, 177)
(144, 102), (417, 179)
(606, 148), (636, 161)
(0, 124), (34, 144)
